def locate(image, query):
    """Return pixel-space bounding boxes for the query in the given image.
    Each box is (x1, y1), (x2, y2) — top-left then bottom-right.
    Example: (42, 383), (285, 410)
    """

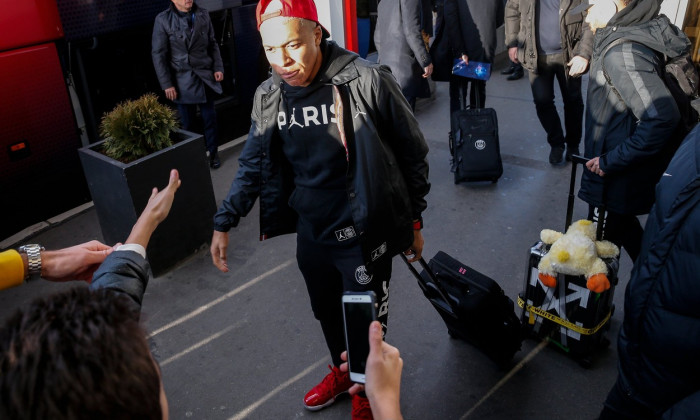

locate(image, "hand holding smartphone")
(342, 291), (378, 384)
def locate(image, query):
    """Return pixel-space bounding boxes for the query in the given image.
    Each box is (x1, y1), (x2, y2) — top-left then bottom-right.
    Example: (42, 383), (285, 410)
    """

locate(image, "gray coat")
(375, 0), (432, 98)
(504, 0), (593, 74)
(151, 3), (223, 104)
(444, 0), (503, 64)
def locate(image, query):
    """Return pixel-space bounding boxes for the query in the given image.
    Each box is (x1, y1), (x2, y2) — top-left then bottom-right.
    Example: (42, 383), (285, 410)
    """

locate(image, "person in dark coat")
(375, 0), (434, 110)
(152, 0), (225, 169)
(577, 0), (687, 262)
(505, 0), (593, 165)
(598, 121), (700, 420)
(444, 0), (503, 111)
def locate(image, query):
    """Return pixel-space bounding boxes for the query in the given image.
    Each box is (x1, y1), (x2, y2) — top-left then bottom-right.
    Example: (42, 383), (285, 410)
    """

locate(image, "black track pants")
(296, 235), (392, 367)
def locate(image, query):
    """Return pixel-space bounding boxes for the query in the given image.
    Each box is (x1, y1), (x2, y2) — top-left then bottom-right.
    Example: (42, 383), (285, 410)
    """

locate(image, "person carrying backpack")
(576, 0), (692, 263)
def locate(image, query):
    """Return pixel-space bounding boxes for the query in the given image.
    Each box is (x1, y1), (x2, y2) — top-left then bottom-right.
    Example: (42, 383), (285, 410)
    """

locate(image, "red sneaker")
(351, 394), (374, 420)
(303, 365), (353, 411)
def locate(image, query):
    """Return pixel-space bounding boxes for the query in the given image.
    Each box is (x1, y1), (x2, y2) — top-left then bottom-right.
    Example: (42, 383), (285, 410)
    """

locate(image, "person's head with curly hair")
(0, 287), (167, 419)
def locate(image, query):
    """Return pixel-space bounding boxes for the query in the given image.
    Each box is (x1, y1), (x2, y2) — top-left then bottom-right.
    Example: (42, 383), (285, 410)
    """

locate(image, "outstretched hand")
(41, 240), (115, 283)
(125, 169), (181, 248)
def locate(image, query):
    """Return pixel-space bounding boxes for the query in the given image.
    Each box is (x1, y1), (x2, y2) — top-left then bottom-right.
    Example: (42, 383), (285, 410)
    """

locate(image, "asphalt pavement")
(0, 64), (634, 420)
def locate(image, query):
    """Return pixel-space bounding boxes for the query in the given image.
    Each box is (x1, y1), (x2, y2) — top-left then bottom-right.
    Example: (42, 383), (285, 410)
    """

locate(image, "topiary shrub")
(100, 93), (180, 163)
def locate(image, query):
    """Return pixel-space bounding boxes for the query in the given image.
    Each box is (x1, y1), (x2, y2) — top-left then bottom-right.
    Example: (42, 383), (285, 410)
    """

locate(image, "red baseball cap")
(256, 0), (330, 38)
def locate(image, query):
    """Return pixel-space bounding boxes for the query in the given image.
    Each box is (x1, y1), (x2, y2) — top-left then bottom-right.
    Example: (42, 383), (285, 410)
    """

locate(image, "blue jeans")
(529, 53), (583, 149)
(177, 90), (219, 156)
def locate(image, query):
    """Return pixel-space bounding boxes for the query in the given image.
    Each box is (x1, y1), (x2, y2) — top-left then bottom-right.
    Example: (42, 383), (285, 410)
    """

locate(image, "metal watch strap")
(19, 244), (44, 278)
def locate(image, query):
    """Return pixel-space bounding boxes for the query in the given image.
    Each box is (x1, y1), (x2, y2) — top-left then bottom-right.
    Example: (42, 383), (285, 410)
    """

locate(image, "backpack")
(601, 39), (700, 140)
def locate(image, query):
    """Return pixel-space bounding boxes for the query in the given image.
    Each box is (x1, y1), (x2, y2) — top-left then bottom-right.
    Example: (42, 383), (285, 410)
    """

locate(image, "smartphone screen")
(342, 291), (377, 384)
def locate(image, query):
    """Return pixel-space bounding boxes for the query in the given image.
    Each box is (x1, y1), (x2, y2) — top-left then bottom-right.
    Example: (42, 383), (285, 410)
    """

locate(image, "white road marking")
(460, 339), (549, 419)
(228, 357), (329, 420)
(160, 323), (241, 367)
(148, 259), (295, 338)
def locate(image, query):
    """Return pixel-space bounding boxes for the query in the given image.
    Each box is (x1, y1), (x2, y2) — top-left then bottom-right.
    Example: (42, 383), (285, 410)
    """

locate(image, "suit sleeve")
(504, 0), (521, 48)
(213, 94), (264, 232)
(374, 66), (430, 219)
(151, 16), (174, 91)
(401, 0), (432, 68)
(600, 44), (681, 174)
(90, 251), (151, 319)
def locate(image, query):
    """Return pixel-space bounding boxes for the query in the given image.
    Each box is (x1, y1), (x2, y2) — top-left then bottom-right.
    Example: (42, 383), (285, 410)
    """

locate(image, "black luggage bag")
(449, 90), (503, 183)
(518, 156), (618, 367)
(403, 251), (521, 366)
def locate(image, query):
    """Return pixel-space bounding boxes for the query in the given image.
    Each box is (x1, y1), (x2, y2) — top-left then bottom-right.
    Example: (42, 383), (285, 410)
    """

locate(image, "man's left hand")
(214, 71), (224, 82)
(568, 56), (589, 77)
(423, 64), (433, 78)
(586, 156), (605, 177)
(403, 229), (424, 263)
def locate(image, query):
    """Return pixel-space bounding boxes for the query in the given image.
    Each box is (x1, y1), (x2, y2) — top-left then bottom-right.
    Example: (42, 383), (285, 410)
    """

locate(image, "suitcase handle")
(567, 154), (606, 240)
(400, 254), (454, 306)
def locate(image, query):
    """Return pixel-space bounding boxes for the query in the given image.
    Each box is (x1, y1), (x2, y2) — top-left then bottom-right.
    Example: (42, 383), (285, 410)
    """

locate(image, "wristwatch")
(18, 244), (44, 279)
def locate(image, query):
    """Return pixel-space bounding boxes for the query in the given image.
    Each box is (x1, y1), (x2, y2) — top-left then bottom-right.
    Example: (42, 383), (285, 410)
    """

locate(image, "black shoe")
(210, 155), (221, 169)
(507, 67), (524, 81)
(501, 64), (516, 75)
(565, 146), (579, 162)
(549, 146), (565, 165)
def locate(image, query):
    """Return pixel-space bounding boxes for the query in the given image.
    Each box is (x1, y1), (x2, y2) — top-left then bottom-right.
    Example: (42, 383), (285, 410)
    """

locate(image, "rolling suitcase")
(518, 156), (618, 367)
(402, 252), (521, 366)
(449, 89), (503, 183)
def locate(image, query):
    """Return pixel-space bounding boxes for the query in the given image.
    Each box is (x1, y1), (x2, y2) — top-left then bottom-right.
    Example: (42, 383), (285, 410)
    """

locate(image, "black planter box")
(79, 129), (216, 276)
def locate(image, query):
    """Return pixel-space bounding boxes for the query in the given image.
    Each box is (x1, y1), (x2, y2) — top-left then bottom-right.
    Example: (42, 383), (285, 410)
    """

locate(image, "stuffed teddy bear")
(537, 219), (619, 293)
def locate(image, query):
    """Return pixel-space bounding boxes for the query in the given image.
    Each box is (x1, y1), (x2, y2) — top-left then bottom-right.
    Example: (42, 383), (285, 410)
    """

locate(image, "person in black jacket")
(598, 120), (700, 419)
(577, 0), (687, 262)
(444, 0), (503, 111)
(210, 0), (430, 417)
(152, 0), (224, 169)
(0, 169), (181, 420)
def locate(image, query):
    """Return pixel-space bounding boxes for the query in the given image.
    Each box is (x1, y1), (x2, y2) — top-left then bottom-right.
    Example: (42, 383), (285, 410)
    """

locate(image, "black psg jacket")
(213, 40), (430, 267)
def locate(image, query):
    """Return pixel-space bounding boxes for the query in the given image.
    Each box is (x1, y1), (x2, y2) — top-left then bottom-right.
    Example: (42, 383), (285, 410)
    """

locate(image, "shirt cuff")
(116, 244), (147, 259)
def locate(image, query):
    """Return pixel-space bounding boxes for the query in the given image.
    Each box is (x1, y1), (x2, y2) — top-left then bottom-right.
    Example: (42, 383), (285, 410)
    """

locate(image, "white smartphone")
(342, 291), (378, 384)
